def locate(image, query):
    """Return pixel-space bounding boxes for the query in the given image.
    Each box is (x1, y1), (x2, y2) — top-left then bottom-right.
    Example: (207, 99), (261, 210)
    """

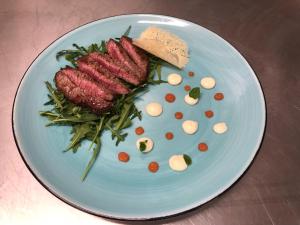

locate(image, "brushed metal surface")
(1, 0), (299, 224)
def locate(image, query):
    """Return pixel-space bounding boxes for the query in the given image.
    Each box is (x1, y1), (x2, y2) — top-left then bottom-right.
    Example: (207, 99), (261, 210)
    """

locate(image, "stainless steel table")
(1, 0), (299, 224)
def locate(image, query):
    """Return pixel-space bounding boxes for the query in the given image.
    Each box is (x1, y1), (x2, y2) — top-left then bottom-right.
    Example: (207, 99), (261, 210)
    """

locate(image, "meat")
(62, 67), (114, 101)
(106, 39), (146, 82)
(120, 36), (149, 76)
(55, 70), (113, 113)
(88, 52), (140, 85)
(77, 60), (130, 95)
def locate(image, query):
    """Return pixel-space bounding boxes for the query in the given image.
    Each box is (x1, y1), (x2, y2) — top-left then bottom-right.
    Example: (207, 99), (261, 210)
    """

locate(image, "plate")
(13, 14), (266, 220)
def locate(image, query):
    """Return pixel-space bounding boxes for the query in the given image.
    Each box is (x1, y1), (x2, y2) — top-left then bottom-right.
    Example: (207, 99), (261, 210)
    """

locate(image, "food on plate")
(165, 93), (176, 103)
(169, 154), (192, 171)
(188, 71), (194, 77)
(198, 143), (208, 152)
(167, 73), (182, 85)
(200, 76), (216, 89)
(148, 161), (159, 173)
(213, 122), (228, 134)
(184, 94), (198, 105)
(133, 26), (189, 69)
(146, 102), (163, 117)
(175, 112), (183, 120)
(135, 126), (145, 135)
(136, 137), (154, 153)
(182, 120), (198, 134)
(205, 110), (214, 118)
(40, 26), (167, 180)
(165, 132), (174, 140)
(214, 92), (224, 101)
(184, 85), (191, 91)
(118, 152), (130, 162)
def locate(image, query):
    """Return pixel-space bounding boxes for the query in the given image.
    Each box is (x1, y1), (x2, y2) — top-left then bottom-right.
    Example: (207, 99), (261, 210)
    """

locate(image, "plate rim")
(12, 13), (267, 221)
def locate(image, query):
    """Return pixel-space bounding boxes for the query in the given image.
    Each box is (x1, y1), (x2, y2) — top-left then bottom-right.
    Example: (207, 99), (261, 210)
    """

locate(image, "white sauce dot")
(136, 137), (154, 153)
(200, 77), (216, 89)
(184, 94), (199, 105)
(146, 102), (163, 117)
(182, 120), (198, 134)
(169, 155), (188, 171)
(167, 73), (182, 86)
(213, 122), (228, 134)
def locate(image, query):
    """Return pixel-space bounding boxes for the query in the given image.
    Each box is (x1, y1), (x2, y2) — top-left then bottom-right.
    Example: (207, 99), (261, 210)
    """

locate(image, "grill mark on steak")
(62, 67), (114, 101)
(120, 36), (149, 77)
(77, 60), (130, 95)
(106, 39), (146, 82)
(88, 52), (140, 85)
(55, 70), (113, 113)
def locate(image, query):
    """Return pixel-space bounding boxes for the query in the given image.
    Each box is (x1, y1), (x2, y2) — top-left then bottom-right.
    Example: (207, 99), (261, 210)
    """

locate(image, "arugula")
(183, 154), (192, 166)
(40, 26), (168, 181)
(189, 87), (200, 99)
(139, 140), (148, 152)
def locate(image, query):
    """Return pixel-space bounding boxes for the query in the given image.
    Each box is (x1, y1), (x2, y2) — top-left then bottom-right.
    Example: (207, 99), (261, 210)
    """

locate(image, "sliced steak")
(106, 39), (145, 81)
(77, 60), (130, 95)
(62, 67), (114, 101)
(88, 52), (140, 85)
(120, 36), (149, 76)
(55, 70), (113, 113)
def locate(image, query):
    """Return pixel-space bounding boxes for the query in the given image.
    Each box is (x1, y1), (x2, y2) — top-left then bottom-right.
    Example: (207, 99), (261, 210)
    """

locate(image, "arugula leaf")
(139, 141), (147, 152)
(189, 87), (200, 99)
(64, 124), (91, 152)
(183, 154), (192, 166)
(123, 25), (132, 37)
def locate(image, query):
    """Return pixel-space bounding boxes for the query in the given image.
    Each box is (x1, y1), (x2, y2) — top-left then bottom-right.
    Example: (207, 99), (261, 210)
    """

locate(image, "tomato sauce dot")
(198, 143), (208, 152)
(175, 112), (183, 120)
(214, 92), (224, 101)
(165, 132), (174, 140)
(165, 93), (176, 103)
(184, 85), (191, 91)
(135, 126), (144, 135)
(205, 110), (214, 118)
(118, 152), (130, 162)
(188, 71), (194, 77)
(148, 161), (159, 173)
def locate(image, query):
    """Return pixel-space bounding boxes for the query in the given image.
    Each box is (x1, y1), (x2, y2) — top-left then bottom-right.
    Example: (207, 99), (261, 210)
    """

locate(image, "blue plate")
(13, 14), (266, 220)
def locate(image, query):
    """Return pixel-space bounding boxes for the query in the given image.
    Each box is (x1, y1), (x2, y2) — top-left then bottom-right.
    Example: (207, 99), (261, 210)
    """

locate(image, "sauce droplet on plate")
(135, 126), (144, 135)
(175, 112), (183, 120)
(182, 120), (198, 134)
(148, 161), (159, 173)
(200, 77), (216, 89)
(165, 132), (174, 140)
(167, 73), (182, 85)
(118, 152), (130, 162)
(146, 102), (163, 116)
(184, 85), (191, 91)
(205, 110), (214, 118)
(214, 92), (224, 101)
(188, 71), (194, 77)
(213, 122), (228, 134)
(184, 94), (199, 105)
(198, 143), (208, 152)
(165, 93), (176, 103)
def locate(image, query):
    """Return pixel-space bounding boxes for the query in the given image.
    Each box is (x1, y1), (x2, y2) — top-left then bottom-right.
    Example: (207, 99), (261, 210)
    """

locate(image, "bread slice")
(133, 26), (189, 69)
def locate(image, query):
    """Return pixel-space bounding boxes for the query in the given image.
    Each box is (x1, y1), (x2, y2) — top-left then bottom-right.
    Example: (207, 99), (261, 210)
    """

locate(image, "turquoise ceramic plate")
(13, 14), (266, 220)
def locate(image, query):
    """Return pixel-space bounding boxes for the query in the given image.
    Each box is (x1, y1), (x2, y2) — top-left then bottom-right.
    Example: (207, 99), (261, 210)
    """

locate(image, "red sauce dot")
(184, 85), (191, 91)
(205, 110), (214, 118)
(148, 161), (159, 173)
(198, 143), (208, 152)
(165, 93), (176, 103)
(214, 92), (224, 101)
(135, 126), (144, 135)
(118, 152), (130, 162)
(175, 112), (183, 120)
(188, 71), (195, 77)
(165, 132), (174, 140)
